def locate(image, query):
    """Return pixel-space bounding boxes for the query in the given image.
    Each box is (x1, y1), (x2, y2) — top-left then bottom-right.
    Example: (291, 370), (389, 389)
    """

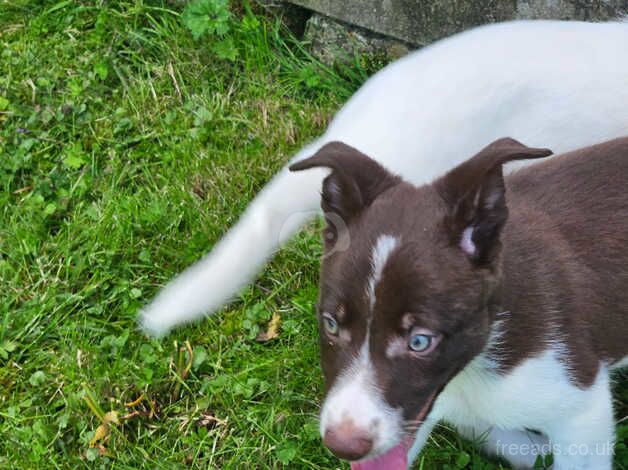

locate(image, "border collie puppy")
(289, 137), (628, 470)
(140, 20), (628, 336)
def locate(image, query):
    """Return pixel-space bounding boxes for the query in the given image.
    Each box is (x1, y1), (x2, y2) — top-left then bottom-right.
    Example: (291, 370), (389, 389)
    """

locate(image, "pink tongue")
(350, 443), (407, 470)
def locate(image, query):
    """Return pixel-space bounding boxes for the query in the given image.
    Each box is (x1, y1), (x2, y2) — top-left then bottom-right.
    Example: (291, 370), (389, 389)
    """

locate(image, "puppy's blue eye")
(322, 314), (338, 336)
(409, 334), (432, 352)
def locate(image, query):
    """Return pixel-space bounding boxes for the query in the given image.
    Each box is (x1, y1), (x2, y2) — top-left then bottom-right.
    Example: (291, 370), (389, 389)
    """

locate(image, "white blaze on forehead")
(319, 234), (402, 456)
(367, 235), (399, 310)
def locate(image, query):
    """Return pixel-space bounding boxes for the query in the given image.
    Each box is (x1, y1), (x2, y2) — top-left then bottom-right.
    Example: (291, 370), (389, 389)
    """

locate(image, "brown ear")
(290, 141), (400, 246)
(437, 137), (552, 265)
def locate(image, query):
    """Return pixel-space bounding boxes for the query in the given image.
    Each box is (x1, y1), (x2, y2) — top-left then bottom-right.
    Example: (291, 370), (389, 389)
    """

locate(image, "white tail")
(140, 144), (327, 336)
(140, 20), (628, 335)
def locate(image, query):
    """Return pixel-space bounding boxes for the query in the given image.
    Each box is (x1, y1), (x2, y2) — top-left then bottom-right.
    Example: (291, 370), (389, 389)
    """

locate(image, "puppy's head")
(290, 139), (551, 468)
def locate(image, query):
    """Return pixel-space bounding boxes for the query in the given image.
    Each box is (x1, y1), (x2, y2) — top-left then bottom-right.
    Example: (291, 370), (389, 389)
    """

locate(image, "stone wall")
(289, 0), (628, 46)
(279, 0), (627, 64)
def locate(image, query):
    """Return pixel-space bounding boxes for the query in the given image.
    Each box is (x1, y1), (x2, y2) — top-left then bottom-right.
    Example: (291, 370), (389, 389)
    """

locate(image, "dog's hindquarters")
(140, 142), (328, 336)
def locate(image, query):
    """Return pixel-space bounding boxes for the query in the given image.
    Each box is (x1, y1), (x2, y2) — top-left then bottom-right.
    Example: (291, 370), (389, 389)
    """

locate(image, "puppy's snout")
(323, 420), (373, 461)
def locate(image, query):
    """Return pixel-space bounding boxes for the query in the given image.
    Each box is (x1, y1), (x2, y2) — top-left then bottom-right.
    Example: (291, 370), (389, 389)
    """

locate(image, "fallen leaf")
(89, 423), (109, 448)
(125, 394), (144, 408)
(256, 312), (281, 342)
(103, 411), (119, 425)
(198, 412), (227, 430)
(89, 411), (118, 448)
(12, 186), (32, 194)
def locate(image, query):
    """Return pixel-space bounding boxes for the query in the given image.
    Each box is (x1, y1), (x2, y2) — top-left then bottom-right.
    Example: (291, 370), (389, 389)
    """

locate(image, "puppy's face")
(290, 139), (551, 467)
(316, 183), (494, 464)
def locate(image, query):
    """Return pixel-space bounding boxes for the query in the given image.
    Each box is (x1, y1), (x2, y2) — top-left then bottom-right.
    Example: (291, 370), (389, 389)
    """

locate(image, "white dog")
(140, 20), (628, 337)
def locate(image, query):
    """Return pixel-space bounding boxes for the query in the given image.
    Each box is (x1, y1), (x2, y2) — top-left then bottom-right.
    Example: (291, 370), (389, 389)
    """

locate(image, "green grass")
(0, 1), (625, 469)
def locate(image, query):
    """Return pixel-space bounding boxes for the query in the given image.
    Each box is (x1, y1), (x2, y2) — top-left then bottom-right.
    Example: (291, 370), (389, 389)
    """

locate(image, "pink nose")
(323, 421), (373, 461)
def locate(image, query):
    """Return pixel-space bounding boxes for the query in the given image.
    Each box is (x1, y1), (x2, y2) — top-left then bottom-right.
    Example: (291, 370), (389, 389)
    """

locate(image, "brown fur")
(498, 138), (628, 385)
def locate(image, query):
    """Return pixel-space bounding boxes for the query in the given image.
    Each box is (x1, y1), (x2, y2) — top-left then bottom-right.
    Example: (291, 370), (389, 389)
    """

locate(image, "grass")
(0, 1), (626, 469)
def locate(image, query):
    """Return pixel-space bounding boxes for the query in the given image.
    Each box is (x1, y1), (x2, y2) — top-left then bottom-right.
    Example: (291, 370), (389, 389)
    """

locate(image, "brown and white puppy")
(290, 137), (628, 470)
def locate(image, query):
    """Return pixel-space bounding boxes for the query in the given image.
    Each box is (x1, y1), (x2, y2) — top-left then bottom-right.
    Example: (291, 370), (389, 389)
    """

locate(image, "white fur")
(367, 235), (399, 310)
(140, 20), (628, 335)
(455, 425), (550, 469)
(610, 355), (628, 370)
(411, 347), (616, 469)
(319, 342), (402, 458)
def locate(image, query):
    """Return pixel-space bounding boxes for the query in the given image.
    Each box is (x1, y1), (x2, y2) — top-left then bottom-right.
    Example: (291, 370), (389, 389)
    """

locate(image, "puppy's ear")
(290, 141), (400, 223)
(437, 138), (552, 265)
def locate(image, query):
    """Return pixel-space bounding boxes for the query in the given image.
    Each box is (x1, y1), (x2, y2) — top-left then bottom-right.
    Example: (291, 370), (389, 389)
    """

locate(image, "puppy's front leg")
(406, 419), (437, 466)
(544, 370), (615, 470)
(456, 423), (550, 469)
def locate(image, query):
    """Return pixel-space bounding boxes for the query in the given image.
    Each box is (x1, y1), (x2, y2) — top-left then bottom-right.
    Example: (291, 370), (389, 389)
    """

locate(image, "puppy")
(289, 137), (628, 470)
(140, 20), (628, 335)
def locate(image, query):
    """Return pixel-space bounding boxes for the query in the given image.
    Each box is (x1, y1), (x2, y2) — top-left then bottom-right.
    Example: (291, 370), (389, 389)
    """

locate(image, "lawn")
(1, 1), (626, 469)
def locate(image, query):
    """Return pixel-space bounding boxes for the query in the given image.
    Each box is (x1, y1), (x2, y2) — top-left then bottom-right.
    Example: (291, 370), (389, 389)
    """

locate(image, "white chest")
(431, 349), (606, 433)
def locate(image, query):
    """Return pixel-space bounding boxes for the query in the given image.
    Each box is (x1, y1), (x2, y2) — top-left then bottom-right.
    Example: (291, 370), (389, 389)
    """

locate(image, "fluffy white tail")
(140, 144), (327, 336)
